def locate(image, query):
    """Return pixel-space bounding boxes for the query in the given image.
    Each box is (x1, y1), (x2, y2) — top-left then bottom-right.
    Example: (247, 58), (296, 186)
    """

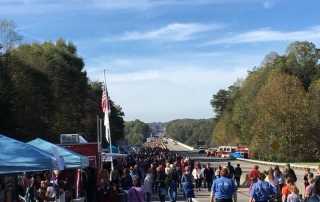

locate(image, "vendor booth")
(27, 138), (90, 201)
(0, 134), (62, 202)
(27, 138), (89, 169)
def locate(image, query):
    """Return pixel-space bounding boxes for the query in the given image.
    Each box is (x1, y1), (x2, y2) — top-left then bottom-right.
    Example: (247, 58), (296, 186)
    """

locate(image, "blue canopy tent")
(105, 145), (119, 153)
(0, 134), (60, 174)
(28, 138), (89, 169)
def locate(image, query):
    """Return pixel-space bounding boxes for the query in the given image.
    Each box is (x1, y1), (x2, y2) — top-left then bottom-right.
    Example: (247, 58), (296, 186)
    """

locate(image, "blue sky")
(1, 0), (320, 123)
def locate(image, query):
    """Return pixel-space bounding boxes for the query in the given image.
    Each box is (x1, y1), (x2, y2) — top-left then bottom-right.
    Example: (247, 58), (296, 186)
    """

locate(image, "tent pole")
(99, 118), (103, 170)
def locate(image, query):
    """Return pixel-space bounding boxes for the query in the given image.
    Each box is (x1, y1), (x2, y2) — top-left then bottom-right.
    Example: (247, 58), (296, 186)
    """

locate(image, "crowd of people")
(244, 163), (320, 202)
(7, 138), (319, 202)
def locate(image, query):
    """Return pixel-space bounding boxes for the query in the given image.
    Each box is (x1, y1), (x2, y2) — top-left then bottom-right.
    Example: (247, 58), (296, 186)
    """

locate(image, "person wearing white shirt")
(200, 164), (206, 188)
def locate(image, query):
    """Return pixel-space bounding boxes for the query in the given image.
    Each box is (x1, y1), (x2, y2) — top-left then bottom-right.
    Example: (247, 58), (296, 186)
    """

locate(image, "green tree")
(284, 41), (319, 91)
(124, 119), (149, 145)
(210, 89), (229, 117)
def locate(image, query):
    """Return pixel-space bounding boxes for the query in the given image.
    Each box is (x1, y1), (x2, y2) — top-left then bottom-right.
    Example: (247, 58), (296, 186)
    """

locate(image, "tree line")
(210, 41), (320, 162)
(0, 19), (125, 146)
(165, 118), (215, 149)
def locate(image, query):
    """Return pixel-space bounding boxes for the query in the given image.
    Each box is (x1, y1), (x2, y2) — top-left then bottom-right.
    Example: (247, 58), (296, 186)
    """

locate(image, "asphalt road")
(163, 139), (309, 202)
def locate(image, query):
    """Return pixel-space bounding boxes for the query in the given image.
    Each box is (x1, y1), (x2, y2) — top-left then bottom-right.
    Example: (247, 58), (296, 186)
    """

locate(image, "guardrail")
(236, 158), (318, 171)
(168, 138), (194, 151)
(168, 138), (319, 171)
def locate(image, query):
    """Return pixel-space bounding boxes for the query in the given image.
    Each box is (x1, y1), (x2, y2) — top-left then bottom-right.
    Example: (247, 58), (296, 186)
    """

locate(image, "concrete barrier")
(236, 158), (318, 172)
(168, 138), (194, 151)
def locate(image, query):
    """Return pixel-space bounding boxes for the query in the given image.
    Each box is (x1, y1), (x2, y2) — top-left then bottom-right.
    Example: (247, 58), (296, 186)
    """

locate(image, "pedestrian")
(304, 168), (314, 188)
(176, 163), (183, 192)
(155, 167), (167, 202)
(204, 163), (214, 192)
(285, 163), (297, 183)
(167, 164), (180, 202)
(234, 164), (242, 187)
(282, 176), (294, 202)
(97, 169), (110, 202)
(201, 164), (206, 188)
(128, 176), (146, 202)
(192, 164), (202, 191)
(227, 162), (235, 179)
(120, 168), (133, 202)
(304, 178), (314, 198)
(265, 170), (280, 193)
(287, 185), (301, 202)
(307, 176), (320, 202)
(248, 172), (277, 202)
(143, 169), (154, 202)
(248, 165), (259, 191)
(181, 166), (195, 202)
(215, 165), (222, 179)
(209, 167), (237, 202)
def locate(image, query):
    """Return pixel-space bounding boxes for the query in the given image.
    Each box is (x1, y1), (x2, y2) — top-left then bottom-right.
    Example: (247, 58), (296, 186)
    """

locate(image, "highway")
(164, 139), (309, 202)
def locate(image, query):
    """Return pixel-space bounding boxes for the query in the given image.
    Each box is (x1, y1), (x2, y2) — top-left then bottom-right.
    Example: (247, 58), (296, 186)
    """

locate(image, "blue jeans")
(168, 181), (178, 202)
(124, 189), (128, 202)
(146, 192), (151, 202)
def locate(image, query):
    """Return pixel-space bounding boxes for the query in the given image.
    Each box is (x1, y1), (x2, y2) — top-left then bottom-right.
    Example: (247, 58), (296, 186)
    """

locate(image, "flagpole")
(103, 70), (113, 170)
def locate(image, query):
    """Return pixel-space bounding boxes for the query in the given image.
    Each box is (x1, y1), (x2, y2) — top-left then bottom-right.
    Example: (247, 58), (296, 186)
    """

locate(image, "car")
(198, 147), (205, 153)
(221, 153), (231, 158)
(231, 152), (245, 158)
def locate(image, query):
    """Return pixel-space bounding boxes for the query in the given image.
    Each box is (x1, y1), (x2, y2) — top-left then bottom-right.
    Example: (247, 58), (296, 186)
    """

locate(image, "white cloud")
(104, 23), (224, 42)
(206, 26), (320, 45)
(102, 67), (248, 122)
(84, 52), (259, 122)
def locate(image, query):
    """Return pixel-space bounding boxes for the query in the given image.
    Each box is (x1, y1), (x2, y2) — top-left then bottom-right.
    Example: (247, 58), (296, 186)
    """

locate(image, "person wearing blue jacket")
(210, 167), (237, 202)
(249, 172), (277, 202)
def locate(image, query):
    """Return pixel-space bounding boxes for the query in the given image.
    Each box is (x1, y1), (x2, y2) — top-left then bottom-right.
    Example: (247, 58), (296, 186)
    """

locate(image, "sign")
(197, 140), (205, 145)
(52, 146), (65, 170)
(270, 141), (280, 151)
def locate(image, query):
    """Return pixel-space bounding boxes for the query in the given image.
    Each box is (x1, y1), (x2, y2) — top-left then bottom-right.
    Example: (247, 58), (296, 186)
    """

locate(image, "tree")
(285, 41), (319, 91)
(0, 19), (22, 53)
(124, 119), (149, 145)
(210, 89), (229, 116)
(256, 72), (308, 161)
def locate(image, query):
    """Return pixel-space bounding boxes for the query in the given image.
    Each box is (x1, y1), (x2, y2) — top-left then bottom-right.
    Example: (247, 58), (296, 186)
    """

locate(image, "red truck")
(59, 134), (101, 167)
(215, 145), (250, 158)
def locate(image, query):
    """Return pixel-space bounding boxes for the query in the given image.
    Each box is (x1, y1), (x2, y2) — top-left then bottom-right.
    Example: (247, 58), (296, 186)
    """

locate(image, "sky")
(1, 0), (320, 123)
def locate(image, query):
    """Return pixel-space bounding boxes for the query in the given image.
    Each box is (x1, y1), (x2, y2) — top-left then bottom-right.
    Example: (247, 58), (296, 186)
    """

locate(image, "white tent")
(101, 152), (127, 162)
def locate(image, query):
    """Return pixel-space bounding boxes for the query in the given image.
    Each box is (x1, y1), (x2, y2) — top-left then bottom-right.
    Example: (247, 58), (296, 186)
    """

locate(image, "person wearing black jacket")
(227, 162), (235, 179)
(285, 163), (297, 182)
(204, 163), (214, 192)
(167, 164), (180, 202)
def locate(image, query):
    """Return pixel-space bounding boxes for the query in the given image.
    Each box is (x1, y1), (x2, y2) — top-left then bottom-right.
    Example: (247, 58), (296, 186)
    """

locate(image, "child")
(287, 185), (301, 202)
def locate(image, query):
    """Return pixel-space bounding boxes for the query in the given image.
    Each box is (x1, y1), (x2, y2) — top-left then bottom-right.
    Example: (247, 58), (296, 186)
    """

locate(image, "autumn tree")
(256, 72), (308, 161)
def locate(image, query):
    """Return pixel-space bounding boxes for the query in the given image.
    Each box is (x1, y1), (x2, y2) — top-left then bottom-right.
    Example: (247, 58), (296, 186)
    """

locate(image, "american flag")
(101, 91), (111, 115)
(102, 90), (111, 142)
